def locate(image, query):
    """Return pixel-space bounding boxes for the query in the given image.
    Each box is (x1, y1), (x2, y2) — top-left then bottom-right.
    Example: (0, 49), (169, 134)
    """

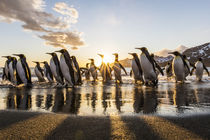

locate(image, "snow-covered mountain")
(183, 42), (210, 65)
(154, 45), (188, 57)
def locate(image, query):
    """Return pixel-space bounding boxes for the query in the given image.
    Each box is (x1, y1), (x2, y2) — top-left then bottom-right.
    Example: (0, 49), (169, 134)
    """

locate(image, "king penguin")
(32, 61), (45, 82)
(168, 51), (190, 83)
(13, 54), (32, 85)
(71, 56), (82, 85)
(55, 49), (75, 87)
(128, 53), (144, 84)
(98, 54), (112, 83)
(89, 59), (98, 82)
(46, 52), (64, 85)
(41, 61), (54, 83)
(112, 53), (127, 83)
(135, 47), (158, 86)
(84, 63), (90, 80)
(191, 58), (209, 81)
(2, 56), (12, 81)
(8, 57), (22, 85)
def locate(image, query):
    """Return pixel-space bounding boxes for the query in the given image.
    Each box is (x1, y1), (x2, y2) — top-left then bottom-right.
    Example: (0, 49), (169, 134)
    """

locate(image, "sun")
(95, 53), (114, 67)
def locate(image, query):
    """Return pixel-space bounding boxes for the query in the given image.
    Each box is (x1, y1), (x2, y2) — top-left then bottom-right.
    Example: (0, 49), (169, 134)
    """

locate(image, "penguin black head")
(112, 53), (118, 57)
(128, 53), (137, 57)
(46, 52), (56, 56)
(2, 56), (11, 59)
(150, 53), (155, 58)
(168, 51), (181, 56)
(55, 49), (67, 54)
(198, 58), (202, 61)
(32, 61), (40, 65)
(13, 54), (25, 58)
(41, 61), (47, 64)
(11, 57), (17, 61)
(71, 56), (76, 60)
(97, 54), (104, 58)
(135, 47), (148, 52)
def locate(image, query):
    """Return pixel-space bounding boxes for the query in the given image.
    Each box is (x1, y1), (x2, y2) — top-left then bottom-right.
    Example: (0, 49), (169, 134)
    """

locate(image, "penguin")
(84, 63), (90, 80)
(150, 53), (164, 76)
(41, 61), (54, 83)
(71, 56), (82, 85)
(2, 56), (12, 81)
(8, 57), (22, 85)
(88, 59), (98, 82)
(13, 54), (32, 85)
(46, 52), (64, 85)
(191, 58), (209, 81)
(98, 54), (112, 83)
(168, 51), (190, 83)
(32, 61), (45, 82)
(55, 49), (75, 86)
(112, 53), (127, 83)
(135, 47), (158, 86)
(165, 62), (173, 79)
(128, 53), (144, 84)
(183, 55), (191, 78)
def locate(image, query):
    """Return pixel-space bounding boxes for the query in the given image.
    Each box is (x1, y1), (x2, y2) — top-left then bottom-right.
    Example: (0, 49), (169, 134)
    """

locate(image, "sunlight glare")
(95, 53), (114, 67)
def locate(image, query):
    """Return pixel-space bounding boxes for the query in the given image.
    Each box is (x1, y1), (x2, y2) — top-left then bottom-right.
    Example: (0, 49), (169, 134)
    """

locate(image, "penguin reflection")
(91, 87), (97, 113)
(115, 85), (123, 113)
(173, 84), (189, 113)
(36, 94), (43, 108)
(63, 88), (81, 114)
(143, 88), (158, 114)
(45, 94), (53, 110)
(6, 88), (16, 109)
(52, 88), (64, 112)
(133, 87), (144, 113)
(102, 85), (112, 114)
(18, 88), (32, 110)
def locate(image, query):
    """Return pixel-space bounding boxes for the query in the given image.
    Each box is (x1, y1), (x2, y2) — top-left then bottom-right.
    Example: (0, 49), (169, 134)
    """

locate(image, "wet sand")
(0, 110), (209, 139)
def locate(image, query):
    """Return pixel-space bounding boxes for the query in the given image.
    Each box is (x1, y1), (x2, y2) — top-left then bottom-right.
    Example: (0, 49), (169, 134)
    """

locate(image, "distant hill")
(118, 42), (210, 67)
(154, 45), (188, 57)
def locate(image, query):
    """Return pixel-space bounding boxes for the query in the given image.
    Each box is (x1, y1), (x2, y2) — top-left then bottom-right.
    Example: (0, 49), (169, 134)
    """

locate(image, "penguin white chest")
(16, 60), (27, 83)
(172, 56), (185, 81)
(50, 59), (57, 77)
(35, 66), (43, 79)
(132, 59), (139, 77)
(60, 55), (72, 84)
(140, 54), (156, 80)
(195, 62), (203, 80)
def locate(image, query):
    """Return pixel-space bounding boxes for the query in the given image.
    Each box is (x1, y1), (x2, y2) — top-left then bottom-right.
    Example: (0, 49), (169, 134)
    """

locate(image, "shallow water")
(0, 75), (210, 116)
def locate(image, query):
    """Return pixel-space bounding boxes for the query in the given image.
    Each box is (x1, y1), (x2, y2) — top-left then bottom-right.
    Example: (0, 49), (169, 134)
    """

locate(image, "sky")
(0, 0), (210, 67)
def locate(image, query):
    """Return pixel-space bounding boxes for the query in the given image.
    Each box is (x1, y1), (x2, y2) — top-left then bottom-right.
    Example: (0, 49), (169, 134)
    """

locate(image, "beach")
(0, 110), (210, 139)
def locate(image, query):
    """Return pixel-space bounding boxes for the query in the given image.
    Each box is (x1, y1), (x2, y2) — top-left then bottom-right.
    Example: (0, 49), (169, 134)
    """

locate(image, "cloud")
(0, 0), (84, 49)
(39, 31), (84, 49)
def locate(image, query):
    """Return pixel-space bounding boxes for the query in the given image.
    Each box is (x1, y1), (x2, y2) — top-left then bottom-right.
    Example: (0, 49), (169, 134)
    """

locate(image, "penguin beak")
(135, 48), (141, 50)
(40, 62), (45, 64)
(128, 53), (133, 55)
(2, 56), (9, 58)
(97, 54), (103, 57)
(13, 54), (20, 56)
(55, 49), (63, 53)
(168, 52), (174, 55)
(112, 53), (117, 56)
(32, 61), (38, 64)
(46, 52), (53, 55)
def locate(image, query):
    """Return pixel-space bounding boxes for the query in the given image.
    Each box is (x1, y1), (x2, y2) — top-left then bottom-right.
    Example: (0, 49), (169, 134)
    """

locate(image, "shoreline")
(0, 110), (210, 139)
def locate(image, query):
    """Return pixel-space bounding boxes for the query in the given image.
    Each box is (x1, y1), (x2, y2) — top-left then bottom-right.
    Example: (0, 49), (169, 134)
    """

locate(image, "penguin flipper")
(181, 56), (190, 73)
(134, 56), (143, 76)
(203, 63), (209, 76)
(154, 61), (164, 76)
(119, 63), (127, 75)
(190, 67), (195, 76)
(130, 70), (133, 77)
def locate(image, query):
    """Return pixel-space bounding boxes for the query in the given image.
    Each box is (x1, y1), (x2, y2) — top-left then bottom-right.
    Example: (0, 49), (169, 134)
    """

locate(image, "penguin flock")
(1, 47), (209, 87)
